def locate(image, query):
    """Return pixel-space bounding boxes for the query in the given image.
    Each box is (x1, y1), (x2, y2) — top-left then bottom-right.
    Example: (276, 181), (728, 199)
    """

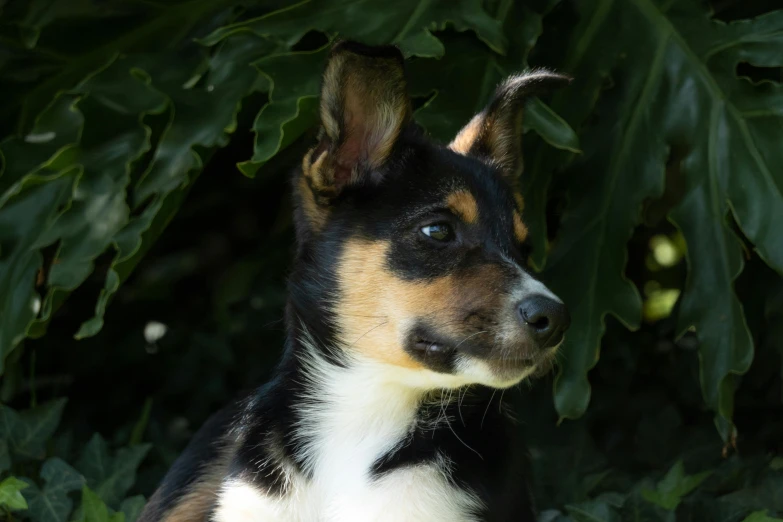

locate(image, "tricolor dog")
(140, 41), (571, 522)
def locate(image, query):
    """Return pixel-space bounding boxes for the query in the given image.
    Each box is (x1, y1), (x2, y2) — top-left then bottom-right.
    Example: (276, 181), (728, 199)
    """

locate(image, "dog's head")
(290, 41), (571, 390)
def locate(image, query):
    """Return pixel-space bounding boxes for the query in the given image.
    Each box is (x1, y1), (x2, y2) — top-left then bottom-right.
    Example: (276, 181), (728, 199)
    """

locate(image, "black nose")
(518, 295), (570, 348)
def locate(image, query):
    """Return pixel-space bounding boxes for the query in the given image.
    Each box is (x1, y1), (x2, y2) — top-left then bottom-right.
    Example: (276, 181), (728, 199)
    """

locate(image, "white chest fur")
(212, 354), (484, 522)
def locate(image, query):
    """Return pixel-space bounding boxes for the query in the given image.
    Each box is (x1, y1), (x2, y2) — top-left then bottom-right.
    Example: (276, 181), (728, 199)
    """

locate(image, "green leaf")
(719, 470), (783, 514)
(544, 0), (783, 428)
(1, 17), (276, 359)
(78, 486), (125, 522)
(525, 97), (581, 154)
(201, 0), (506, 58)
(0, 1), (232, 134)
(119, 496), (145, 522)
(236, 44), (327, 178)
(0, 399), (66, 460)
(23, 457), (85, 522)
(641, 461), (711, 511)
(0, 476), (30, 511)
(622, 487), (676, 522)
(741, 511), (783, 522)
(409, 0), (577, 150)
(14, 0), (95, 49)
(565, 496), (622, 522)
(76, 434), (150, 508)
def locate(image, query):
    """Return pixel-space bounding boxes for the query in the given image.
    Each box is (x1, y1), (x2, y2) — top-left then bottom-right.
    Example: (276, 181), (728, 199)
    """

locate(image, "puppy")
(140, 41), (571, 522)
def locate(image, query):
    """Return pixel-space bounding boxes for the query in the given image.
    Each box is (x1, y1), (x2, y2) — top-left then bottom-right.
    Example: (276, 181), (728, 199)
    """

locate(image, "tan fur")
(448, 115), (483, 155)
(336, 239), (508, 368)
(298, 155), (328, 231)
(446, 190), (479, 224)
(513, 211), (528, 243)
(161, 462), (228, 522)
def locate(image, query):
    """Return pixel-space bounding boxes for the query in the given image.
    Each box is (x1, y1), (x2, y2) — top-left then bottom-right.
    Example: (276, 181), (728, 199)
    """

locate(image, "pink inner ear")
(333, 103), (369, 187)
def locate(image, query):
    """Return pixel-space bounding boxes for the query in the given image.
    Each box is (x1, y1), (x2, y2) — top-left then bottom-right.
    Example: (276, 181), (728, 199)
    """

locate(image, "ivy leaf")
(0, 476), (30, 511)
(119, 496), (145, 522)
(622, 486), (675, 522)
(718, 470), (783, 514)
(565, 494), (623, 522)
(641, 461), (711, 511)
(23, 458), (85, 522)
(78, 487), (125, 522)
(76, 434), (150, 508)
(0, 399), (66, 460)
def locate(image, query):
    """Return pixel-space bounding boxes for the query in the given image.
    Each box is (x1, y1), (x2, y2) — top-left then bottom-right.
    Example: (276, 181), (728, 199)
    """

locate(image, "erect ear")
(449, 71), (571, 186)
(303, 41), (411, 202)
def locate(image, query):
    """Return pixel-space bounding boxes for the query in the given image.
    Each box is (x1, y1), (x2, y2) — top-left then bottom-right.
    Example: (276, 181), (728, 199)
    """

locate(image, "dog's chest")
(214, 396), (482, 521)
(214, 458), (481, 522)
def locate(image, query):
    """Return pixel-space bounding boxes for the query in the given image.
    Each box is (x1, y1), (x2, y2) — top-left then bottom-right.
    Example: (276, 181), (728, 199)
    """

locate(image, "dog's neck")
(274, 317), (473, 479)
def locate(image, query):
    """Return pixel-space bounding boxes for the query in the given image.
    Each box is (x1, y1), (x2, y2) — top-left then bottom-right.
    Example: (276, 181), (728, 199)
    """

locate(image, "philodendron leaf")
(0, 476), (30, 511)
(23, 458), (85, 522)
(236, 44), (328, 178)
(1, 26), (275, 362)
(544, 0), (783, 430)
(0, 399), (66, 460)
(409, 0), (578, 151)
(641, 461), (711, 511)
(201, 0), (506, 58)
(76, 434), (150, 509)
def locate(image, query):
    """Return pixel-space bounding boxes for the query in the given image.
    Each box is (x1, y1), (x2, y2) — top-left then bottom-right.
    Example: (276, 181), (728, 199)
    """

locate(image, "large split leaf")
(203, 0), (515, 178)
(408, 0), (578, 149)
(0, 15), (273, 366)
(234, 44), (327, 178)
(544, 0), (783, 432)
(0, 0), (234, 134)
(201, 0), (506, 58)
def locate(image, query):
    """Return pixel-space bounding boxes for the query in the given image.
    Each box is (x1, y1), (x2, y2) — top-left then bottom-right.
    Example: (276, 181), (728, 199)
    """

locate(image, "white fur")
(213, 336), (484, 522)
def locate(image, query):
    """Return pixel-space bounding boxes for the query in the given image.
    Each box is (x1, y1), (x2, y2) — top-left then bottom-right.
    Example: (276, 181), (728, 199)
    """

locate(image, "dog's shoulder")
(138, 398), (242, 522)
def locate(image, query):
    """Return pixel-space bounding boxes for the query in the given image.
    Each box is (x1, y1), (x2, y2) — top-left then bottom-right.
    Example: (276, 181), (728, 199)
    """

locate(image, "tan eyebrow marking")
(513, 211), (528, 243)
(446, 190), (479, 224)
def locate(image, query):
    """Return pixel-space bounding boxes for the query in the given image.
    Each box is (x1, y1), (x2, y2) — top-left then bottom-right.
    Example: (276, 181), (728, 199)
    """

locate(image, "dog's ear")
(303, 41), (411, 201)
(449, 71), (571, 186)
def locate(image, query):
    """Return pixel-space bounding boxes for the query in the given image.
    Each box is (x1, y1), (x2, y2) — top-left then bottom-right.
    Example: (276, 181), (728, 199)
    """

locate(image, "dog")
(139, 41), (571, 522)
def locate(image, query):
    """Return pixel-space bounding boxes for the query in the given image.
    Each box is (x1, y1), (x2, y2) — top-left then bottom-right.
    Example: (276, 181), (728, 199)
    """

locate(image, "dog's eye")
(420, 223), (454, 241)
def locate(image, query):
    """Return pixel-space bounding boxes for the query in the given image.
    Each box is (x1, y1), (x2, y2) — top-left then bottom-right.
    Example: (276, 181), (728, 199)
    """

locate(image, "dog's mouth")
(407, 324), (560, 380)
(484, 343), (560, 378)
